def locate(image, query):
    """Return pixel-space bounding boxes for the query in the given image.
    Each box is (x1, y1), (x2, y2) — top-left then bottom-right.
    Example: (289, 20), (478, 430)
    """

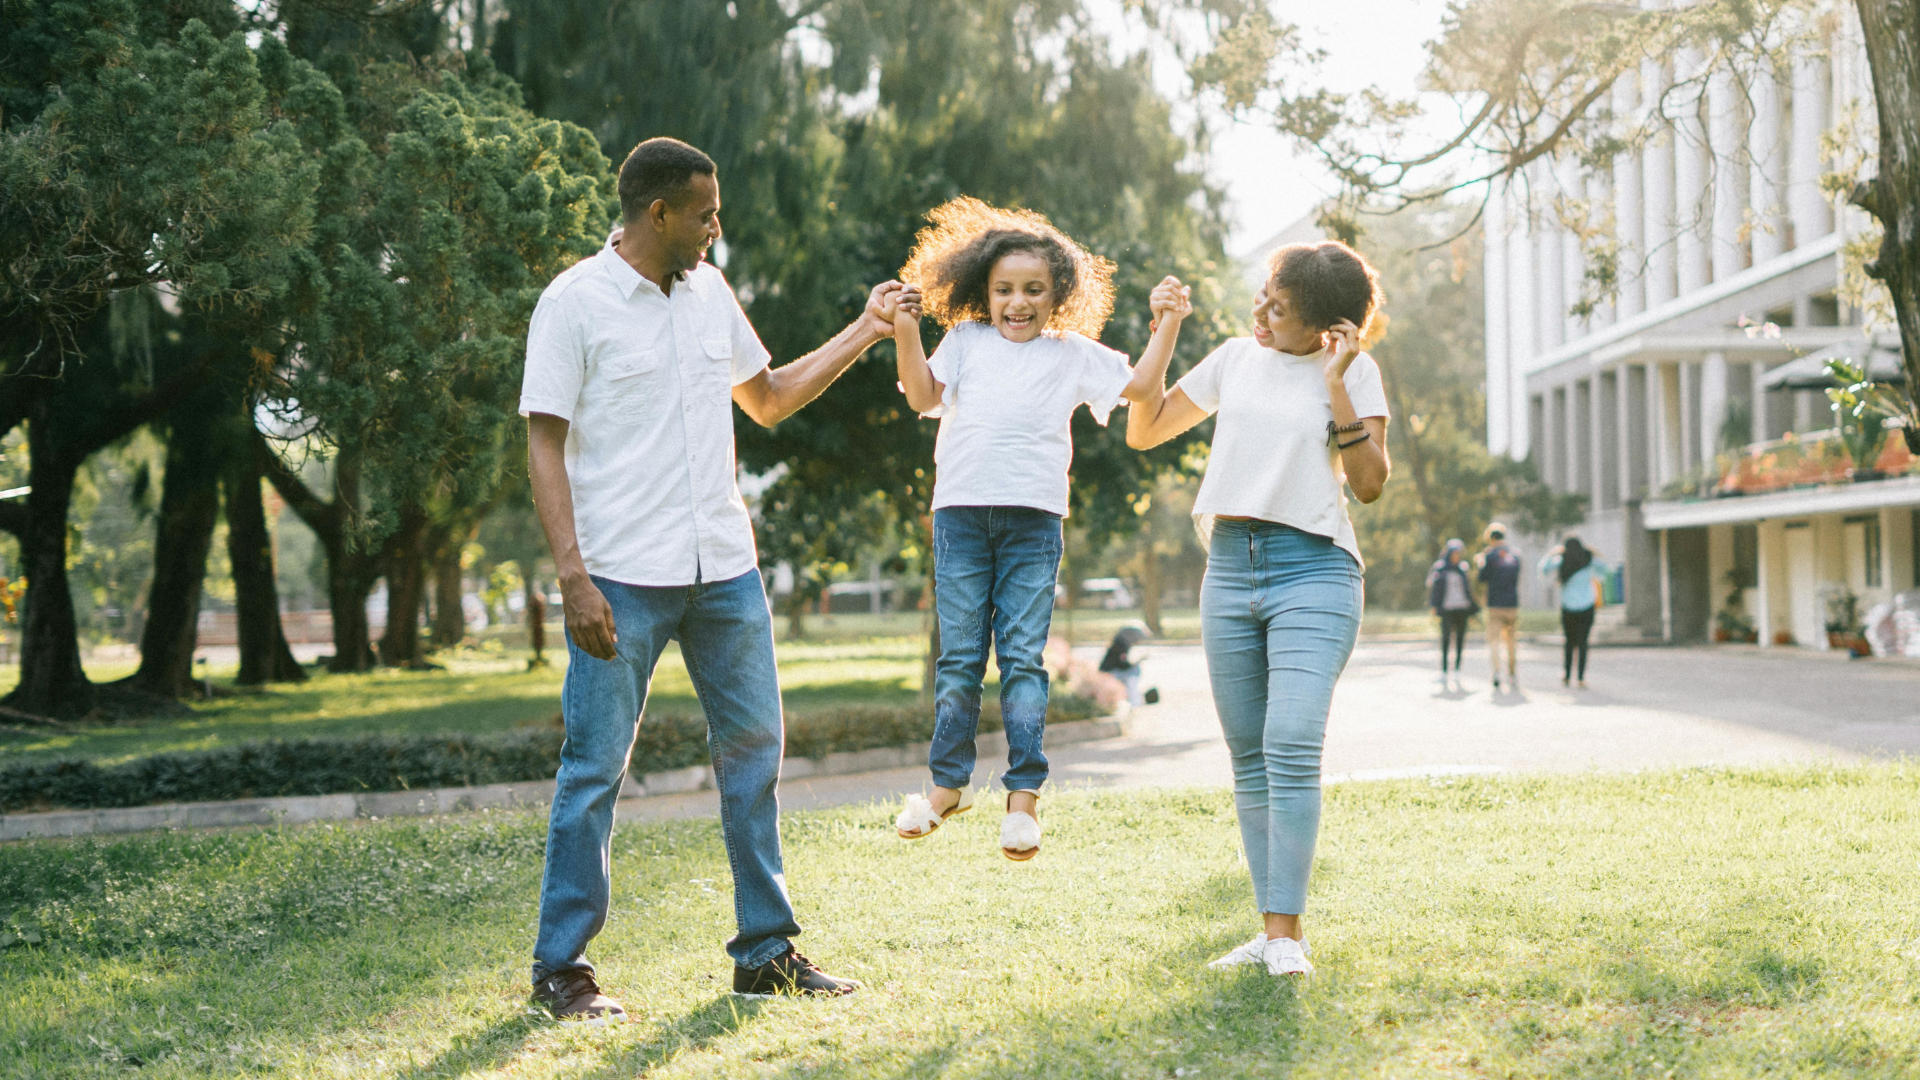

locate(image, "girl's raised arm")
(893, 302), (944, 415)
(1125, 276), (1208, 449)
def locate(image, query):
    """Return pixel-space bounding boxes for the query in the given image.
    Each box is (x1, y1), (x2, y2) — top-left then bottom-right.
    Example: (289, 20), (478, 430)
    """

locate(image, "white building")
(1483, 8), (1908, 648)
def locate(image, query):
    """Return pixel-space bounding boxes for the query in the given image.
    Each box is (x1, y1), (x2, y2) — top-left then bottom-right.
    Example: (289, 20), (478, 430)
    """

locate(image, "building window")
(1808, 293), (1841, 327)
(1732, 524), (1758, 588)
(1845, 515), (1882, 590)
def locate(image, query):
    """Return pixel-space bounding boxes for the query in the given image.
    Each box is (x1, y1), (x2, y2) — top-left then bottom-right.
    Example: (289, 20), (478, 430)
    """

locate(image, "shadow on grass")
(395, 1012), (544, 1080)
(576, 995), (766, 1079)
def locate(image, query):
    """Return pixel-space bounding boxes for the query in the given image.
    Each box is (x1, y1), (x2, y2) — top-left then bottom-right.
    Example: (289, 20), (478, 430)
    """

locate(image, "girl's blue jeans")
(929, 505), (1063, 792)
(1201, 519), (1363, 916)
(533, 569), (799, 980)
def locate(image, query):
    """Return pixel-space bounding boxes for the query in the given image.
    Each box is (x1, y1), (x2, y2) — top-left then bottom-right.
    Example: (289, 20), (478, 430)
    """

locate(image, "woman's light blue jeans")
(929, 505), (1062, 792)
(1201, 519), (1363, 916)
(533, 569), (800, 980)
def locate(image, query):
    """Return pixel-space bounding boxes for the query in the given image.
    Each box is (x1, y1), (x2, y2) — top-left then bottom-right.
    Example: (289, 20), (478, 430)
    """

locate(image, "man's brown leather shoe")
(532, 968), (627, 1024)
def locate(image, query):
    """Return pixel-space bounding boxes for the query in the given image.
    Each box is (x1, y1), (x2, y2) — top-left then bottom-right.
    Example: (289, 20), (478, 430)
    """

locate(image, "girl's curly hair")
(900, 197), (1115, 339)
(1266, 241), (1383, 339)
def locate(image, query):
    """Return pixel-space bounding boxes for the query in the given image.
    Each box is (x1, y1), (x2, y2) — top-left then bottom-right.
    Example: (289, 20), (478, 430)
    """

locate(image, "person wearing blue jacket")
(1539, 537), (1601, 688)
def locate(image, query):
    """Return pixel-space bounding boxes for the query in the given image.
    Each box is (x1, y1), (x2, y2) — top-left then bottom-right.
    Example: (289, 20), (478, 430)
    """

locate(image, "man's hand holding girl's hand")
(862, 280), (924, 340)
(1322, 318), (1362, 383)
(1149, 275), (1192, 326)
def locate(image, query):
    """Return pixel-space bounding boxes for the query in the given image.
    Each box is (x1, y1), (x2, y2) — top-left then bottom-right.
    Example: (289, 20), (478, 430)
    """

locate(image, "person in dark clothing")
(1540, 536), (1600, 687)
(1098, 624), (1154, 705)
(1475, 523), (1523, 690)
(1426, 538), (1477, 681)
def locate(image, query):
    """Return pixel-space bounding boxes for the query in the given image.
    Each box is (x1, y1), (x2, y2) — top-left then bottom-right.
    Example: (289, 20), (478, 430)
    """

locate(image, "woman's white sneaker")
(1263, 937), (1313, 977)
(1206, 933), (1268, 969)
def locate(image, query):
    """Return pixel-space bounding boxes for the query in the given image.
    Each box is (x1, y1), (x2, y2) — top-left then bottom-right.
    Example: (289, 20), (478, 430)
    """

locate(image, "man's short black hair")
(618, 137), (717, 223)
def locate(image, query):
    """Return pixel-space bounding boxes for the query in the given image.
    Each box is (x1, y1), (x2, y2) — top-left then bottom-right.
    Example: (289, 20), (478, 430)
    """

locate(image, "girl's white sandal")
(895, 786), (974, 839)
(999, 806), (1042, 861)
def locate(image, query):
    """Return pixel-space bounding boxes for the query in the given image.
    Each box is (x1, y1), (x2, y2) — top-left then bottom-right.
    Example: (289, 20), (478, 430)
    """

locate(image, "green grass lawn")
(1, 638), (927, 766)
(4, 766), (1917, 1078)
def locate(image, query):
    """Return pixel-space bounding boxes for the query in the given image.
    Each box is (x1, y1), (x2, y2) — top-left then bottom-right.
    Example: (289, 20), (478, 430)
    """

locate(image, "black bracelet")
(1337, 431), (1372, 450)
(1326, 419), (1364, 444)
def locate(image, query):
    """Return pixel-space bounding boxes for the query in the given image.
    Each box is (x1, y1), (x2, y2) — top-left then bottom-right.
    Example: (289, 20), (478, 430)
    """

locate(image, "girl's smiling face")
(1251, 283), (1328, 356)
(988, 250), (1056, 342)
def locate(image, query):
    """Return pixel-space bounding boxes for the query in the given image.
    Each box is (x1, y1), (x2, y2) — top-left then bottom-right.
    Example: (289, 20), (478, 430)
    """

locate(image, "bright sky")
(1122, 0), (1455, 257)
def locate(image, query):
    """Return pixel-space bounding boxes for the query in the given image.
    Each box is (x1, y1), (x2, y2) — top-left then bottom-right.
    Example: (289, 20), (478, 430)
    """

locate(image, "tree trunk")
(1855, 0), (1920, 451)
(122, 406), (222, 699)
(0, 425), (93, 720)
(1137, 517), (1164, 637)
(262, 447), (379, 673)
(223, 444), (306, 685)
(524, 571), (547, 665)
(431, 537), (466, 649)
(1381, 364), (1445, 547)
(786, 589), (809, 640)
(378, 503), (431, 667)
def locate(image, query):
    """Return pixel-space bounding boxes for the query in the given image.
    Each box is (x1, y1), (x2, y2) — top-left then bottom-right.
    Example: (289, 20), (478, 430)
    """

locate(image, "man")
(1475, 522), (1523, 690)
(519, 136), (919, 1021)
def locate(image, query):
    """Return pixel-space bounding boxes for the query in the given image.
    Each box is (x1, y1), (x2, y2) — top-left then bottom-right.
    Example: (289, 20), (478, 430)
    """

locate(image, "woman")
(1539, 537), (1600, 688)
(1427, 539), (1477, 683)
(1124, 240), (1389, 978)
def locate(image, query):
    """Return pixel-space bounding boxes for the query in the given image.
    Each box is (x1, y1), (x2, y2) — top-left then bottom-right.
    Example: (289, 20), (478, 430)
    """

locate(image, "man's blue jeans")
(929, 505), (1062, 792)
(1200, 520), (1363, 916)
(532, 569), (799, 980)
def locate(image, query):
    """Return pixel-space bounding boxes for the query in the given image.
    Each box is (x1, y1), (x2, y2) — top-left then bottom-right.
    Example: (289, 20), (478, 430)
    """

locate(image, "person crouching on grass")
(1125, 240), (1390, 978)
(885, 196), (1191, 860)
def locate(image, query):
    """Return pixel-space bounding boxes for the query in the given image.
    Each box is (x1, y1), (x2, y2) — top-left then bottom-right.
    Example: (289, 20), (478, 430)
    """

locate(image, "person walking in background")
(1124, 239), (1391, 979)
(1540, 537), (1601, 688)
(1099, 623), (1154, 706)
(1475, 523), (1522, 691)
(1426, 539), (1476, 685)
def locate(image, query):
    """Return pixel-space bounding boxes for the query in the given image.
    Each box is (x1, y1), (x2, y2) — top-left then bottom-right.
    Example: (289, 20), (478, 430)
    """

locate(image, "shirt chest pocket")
(594, 347), (663, 428)
(699, 336), (733, 382)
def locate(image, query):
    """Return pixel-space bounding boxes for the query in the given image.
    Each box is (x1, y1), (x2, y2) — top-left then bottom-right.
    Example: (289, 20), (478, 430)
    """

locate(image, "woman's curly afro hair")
(1266, 241), (1383, 338)
(900, 196), (1116, 339)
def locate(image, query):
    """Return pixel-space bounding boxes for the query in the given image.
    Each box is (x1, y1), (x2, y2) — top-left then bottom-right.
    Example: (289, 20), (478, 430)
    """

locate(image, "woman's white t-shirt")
(1176, 336), (1390, 567)
(923, 320), (1133, 516)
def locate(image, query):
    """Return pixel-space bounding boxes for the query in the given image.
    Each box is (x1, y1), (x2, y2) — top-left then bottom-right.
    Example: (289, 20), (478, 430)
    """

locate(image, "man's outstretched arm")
(527, 412), (618, 661)
(733, 281), (920, 427)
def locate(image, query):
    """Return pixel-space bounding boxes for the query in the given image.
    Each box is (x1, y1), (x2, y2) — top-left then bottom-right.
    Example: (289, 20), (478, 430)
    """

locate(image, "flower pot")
(1849, 467), (1886, 482)
(1827, 631), (1872, 657)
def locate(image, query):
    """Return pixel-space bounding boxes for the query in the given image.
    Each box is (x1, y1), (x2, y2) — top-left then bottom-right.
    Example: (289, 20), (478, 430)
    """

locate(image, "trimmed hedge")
(0, 695), (1102, 813)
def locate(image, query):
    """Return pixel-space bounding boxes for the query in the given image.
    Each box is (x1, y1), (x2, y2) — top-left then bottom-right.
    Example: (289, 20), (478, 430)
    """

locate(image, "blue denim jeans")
(532, 569), (799, 980)
(1200, 520), (1363, 916)
(929, 505), (1062, 792)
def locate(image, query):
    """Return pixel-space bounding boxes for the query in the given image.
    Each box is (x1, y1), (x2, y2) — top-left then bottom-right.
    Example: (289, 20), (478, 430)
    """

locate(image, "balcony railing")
(1657, 428), (1917, 501)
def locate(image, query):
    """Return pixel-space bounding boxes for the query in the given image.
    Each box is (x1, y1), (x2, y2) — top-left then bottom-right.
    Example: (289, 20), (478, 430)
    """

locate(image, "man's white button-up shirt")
(519, 242), (772, 587)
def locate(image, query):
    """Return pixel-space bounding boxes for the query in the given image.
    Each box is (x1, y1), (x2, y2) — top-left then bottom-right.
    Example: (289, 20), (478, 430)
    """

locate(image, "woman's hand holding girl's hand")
(1322, 318), (1362, 383)
(1149, 275), (1192, 325)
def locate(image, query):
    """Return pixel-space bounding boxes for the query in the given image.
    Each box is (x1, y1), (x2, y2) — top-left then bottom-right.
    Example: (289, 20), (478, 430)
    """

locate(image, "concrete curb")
(0, 716), (1129, 842)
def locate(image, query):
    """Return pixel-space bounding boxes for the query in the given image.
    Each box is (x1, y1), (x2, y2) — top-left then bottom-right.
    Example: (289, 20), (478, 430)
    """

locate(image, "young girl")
(887, 196), (1188, 859)
(1126, 240), (1390, 977)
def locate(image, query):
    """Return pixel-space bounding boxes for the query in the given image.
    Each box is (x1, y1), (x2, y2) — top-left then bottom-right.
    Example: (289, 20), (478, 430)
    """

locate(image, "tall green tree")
(0, 2), (321, 717)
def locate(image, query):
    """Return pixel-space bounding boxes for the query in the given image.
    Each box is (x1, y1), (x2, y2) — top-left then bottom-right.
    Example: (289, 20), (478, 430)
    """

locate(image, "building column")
(1789, 50), (1833, 248)
(1755, 522), (1773, 648)
(1537, 163), (1567, 351)
(1679, 361), (1697, 475)
(1507, 190), (1537, 462)
(1612, 74), (1646, 318)
(1587, 171), (1616, 328)
(1642, 58), (1678, 307)
(1707, 68), (1750, 281)
(1617, 363), (1638, 504)
(1750, 61), (1788, 263)
(1749, 359), (1769, 443)
(1590, 370), (1608, 509)
(1485, 188), (1511, 455)
(1543, 385), (1562, 489)
(1675, 47), (1713, 295)
(1701, 351), (1729, 465)
(1564, 173), (1589, 342)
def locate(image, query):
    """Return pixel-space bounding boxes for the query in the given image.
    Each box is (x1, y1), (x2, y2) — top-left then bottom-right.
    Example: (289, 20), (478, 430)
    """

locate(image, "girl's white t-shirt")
(1176, 336), (1390, 567)
(923, 320), (1132, 516)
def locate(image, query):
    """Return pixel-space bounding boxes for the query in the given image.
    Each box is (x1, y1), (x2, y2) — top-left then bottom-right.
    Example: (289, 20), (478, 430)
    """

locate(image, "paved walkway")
(618, 638), (1915, 823)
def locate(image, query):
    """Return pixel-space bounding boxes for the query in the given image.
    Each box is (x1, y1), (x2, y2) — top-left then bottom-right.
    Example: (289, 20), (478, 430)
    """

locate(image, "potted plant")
(1713, 569), (1758, 643)
(1823, 585), (1871, 656)
(1825, 358), (1901, 481)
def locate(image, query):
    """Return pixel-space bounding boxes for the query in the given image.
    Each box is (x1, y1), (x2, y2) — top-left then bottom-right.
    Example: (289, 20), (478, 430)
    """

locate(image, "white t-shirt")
(518, 244), (772, 587)
(1176, 336), (1390, 568)
(923, 320), (1132, 516)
